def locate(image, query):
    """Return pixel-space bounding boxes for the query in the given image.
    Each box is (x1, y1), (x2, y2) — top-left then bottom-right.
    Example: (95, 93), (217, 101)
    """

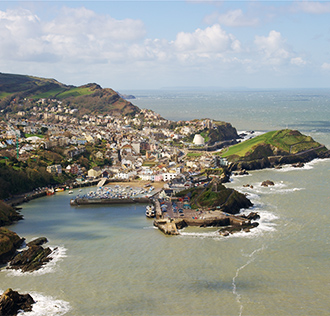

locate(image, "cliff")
(0, 201), (23, 226)
(200, 121), (239, 145)
(221, 129), (330, 171)
(0, 228), (24, 264)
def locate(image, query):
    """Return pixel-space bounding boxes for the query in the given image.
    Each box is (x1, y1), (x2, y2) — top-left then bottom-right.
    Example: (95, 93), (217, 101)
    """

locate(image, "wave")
(235, 181), (304, 196)
(22, 292), (70, 316)
(0, 290), (70, 316)
(5, 246), (67, 276)
(275, 158), (330, 173)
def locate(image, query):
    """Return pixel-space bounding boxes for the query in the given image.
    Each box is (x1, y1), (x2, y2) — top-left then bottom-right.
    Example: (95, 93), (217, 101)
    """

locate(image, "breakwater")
(70, 197), (150, 206)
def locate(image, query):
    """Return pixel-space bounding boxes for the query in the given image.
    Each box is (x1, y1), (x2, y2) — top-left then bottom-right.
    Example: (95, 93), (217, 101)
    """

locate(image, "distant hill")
(0, 72), (139, 117)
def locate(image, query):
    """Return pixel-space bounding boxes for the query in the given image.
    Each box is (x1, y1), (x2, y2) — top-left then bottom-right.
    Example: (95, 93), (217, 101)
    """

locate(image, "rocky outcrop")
(0, 201), (23, 227)
(0, 288), (35, 316)
(240, 212), (260, 221)
(233, 169), (249, 176)
(219, 224), (259, 236)
(229, 147), (330, 172)
(26, 237), (48, 247)
(0, 228), (24, 265)
(8, 242), (54, 273)
(261, 180), (275, 187)
(292, 162), (304, 168)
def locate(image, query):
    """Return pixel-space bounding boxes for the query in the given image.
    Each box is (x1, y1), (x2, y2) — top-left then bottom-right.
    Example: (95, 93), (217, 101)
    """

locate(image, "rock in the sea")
(243, 184), (254, 188)
(292, 162), (305, 168)
(0, 288), (35, 316)
(8, 245), (53, 273)
(261, 180), (275, 187)
(27, 237), (48, 247)
(241, 212), (260, 221)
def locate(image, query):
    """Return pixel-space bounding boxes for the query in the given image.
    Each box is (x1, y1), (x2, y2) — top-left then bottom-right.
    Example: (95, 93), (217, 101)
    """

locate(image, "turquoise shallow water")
(1, 89), (330, 315)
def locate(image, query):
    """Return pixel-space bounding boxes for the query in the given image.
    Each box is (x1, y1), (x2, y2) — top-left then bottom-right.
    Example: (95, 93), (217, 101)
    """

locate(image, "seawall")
(70, 197), (150, 206)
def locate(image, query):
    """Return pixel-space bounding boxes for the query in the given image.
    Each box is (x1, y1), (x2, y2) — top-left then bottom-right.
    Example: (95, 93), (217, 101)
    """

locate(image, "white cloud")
(0, 7), (146, 63)
(254, 30), (291, 65)
(292, 1), (330, 14)
(321, 62), (330, 70)
(173, 24), (240, 54)
(205, 9), (259, 27)
(290, 57), (307, 66)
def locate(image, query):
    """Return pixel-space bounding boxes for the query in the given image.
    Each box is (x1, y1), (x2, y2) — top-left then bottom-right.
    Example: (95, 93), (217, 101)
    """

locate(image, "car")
(179, 209), (183, 213)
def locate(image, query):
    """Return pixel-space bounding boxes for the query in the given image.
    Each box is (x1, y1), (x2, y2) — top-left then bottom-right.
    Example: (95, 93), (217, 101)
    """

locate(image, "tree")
(40, 127), (48, 135)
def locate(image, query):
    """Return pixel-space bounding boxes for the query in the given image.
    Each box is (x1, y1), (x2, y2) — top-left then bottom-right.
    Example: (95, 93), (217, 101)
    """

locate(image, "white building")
(193, 134), (205, 145)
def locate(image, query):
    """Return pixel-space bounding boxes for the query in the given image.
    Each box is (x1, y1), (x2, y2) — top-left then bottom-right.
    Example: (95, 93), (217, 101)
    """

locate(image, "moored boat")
(46, 188), (55, 195)
(145, 205), (155, 218)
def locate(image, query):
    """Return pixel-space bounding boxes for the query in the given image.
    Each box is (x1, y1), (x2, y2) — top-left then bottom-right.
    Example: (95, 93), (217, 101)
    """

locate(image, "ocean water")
(1, 89), (330, 315)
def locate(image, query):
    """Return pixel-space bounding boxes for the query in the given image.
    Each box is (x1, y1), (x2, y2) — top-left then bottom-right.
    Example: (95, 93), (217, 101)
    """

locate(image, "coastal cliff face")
(229, 146), (330, 171)
(223, 129), (330, 171)
(0, 201), (25, 265)
(207, 122), (239, 144)
(0, 228), (24, 264)
(199, 121), (239, 145)
(0, 201), (23, 226)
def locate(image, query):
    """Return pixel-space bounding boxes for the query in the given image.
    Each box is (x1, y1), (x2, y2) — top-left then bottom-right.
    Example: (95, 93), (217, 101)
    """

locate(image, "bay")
(1, 89), (330, 315)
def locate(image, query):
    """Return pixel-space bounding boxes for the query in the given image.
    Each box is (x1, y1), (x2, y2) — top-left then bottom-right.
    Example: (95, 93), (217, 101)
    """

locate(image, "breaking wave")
(0, 290), (70, 316)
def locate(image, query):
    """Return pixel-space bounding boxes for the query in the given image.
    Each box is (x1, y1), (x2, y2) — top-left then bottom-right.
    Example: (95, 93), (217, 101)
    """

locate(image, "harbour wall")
(70, 197), (150, 206)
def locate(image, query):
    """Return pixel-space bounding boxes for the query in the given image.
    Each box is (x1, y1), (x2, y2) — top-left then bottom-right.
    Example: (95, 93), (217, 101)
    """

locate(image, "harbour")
(3, 156), (330, 316)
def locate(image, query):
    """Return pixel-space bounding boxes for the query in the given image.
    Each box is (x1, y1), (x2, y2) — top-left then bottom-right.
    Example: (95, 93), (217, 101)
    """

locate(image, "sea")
(1, 89), (330, 316)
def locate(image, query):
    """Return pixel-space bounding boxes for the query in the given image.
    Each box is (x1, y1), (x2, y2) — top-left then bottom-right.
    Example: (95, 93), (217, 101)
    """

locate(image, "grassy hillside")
(0, 73), (139, 117)
(221, 129), (325, 162)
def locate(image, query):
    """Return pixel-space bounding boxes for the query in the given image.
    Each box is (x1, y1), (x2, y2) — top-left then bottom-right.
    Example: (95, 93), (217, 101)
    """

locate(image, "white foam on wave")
(5, 246), (67, 276)
(237, 130), (265, 142)
(20, 292), (70, 316)
(179, 207), (279, 240)
(179, 230), (220, 238)
(232, 173), (252, 178)
(274, 158), (329, 172)
(237, 181), (304, 196)
(0, 290), (70, 316)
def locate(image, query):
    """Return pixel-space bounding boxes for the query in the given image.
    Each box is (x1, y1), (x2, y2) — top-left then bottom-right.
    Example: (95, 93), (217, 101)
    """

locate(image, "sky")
(1, 0), (330, 90)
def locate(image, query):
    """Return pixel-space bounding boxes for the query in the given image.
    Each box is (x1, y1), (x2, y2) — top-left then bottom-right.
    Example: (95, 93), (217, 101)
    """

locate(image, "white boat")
(68, 190), (73, 194)
(145, 205), (156, 218)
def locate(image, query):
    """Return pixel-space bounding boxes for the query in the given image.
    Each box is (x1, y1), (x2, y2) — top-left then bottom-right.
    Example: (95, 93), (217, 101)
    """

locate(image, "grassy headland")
(221, 129), (326, 162)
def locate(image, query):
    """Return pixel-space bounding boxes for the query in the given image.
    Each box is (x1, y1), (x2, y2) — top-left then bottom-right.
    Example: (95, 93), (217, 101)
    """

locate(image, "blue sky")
(1, 1), (330, 90)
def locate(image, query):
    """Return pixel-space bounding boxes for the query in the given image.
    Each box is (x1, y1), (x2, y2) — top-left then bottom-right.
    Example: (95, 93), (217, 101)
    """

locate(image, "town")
(0, 95), (236, 197)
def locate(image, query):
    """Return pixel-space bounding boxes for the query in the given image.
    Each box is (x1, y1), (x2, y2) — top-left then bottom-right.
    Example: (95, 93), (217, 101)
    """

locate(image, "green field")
(32, 87), (68, 99)
(186, 152), (203, 157)
(56, 87), (95, 99)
